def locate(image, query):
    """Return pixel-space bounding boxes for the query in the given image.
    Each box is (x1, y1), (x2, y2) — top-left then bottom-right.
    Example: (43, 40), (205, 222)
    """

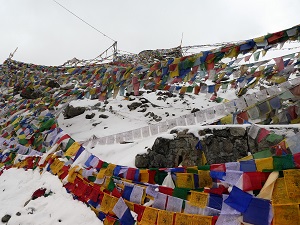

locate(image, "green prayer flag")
(172, 187), (189, 200)
(253, 149), (272, 159)
(273, 155), (295, 170)
(64, 138), (75, 152)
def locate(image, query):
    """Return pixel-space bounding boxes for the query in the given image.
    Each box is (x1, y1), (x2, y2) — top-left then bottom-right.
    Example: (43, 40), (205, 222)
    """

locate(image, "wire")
(52, 0), (116, 42)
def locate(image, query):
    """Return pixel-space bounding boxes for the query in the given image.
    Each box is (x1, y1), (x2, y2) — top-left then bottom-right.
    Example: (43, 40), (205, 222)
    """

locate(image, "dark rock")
(85, 113), (95, 119)
(191, 108), (200, 113)
(138, 108), (147, 113)
(104, 100), (109, 105)
(213, 128), (229, 138)
(46, 80), (60, 88)
(16, 212), (21, 216)
(118, 104), (123, 108)
(63, 104), (85, 119)
(104, 127), (108, 129)
(127, 102), (142, 111)
(135, 154), (149, 168)
(140, 98), (149, 104)
(229, 127), (246, 137)
(20, 88), (44, 99)
(165, 112), (169, 117)
(172, 114), (175, 116)
(99, 114), (109, 119)
(1, 215), (11, 223)
(157, 96), (162, 100)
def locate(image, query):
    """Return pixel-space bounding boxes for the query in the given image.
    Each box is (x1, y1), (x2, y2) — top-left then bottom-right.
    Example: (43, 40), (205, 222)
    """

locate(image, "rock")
(92, 122), (101, 127)
(99, 114), (109, 119)
(229, 127), (246, 137)
(135, 154), (149, 168)
(165, 112), (169, 117)
(118, 104), (123, 108)
(16, 212), (21, 216)
(140, 98), (149, 104)
(20, 88), (43, 99)
(157, 96), (162, 100)
(63, 105), (85, 119)
(127, 102), (142, 111)
(191, 108), (200, 113)
(46, 80), (60, 88)
(138, 108), (147, 113)
(1, 215), (11, 223)
(85, 113), (95, 119)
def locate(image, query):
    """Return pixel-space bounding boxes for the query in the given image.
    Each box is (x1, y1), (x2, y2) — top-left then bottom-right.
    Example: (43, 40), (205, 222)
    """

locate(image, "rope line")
(52, 0), (116, 42)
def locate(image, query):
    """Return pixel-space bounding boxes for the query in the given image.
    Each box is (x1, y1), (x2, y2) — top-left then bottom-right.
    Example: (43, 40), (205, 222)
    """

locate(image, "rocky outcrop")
(63, 104), (86, 119)
(135, 126), (299, 168)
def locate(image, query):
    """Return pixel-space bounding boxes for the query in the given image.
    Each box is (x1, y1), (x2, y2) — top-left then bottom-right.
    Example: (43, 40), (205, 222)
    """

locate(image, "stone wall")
(135, 125), (299, 168)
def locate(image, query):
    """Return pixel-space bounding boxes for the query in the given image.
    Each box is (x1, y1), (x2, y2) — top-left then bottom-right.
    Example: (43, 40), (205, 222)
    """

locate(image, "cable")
(52, 0), (116, 42)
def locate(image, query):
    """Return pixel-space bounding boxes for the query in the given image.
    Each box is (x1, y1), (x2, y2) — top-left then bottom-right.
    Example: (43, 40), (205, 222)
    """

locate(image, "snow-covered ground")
(0, 168), (103, 225)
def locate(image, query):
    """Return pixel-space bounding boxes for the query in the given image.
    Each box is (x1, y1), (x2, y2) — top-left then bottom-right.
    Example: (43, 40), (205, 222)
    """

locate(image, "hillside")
(1, 25), (300, 225)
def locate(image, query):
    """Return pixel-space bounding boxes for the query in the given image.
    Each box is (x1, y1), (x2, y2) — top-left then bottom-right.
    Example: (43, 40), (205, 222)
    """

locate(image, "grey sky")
(1, 0), (300, 65)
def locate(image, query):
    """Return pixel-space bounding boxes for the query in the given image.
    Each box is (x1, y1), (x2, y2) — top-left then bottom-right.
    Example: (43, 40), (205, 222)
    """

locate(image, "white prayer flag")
(234, 97), (247, 110)
(186, 113), (196, 125)
(150, 124), (159, 136)
(123, 131), (133, 141)
(152, 192), (167, 210)
(195, 110), (205, 124)
(167, 119), (177, 129)
(116, 133), (124, 143)
(184, 201), (202, 214)
(176, 116), (187, 126)
(98, 137), (107, 145)
(158, 121), (168, 133)
(166, 196), (183, 212)
(244, 94), (257, 107)
(106, 135), (115, 145)
(130, 185), (144, 204)
(142, 126), (150, 138)
(214, 104), (226, 117)
(255, 89), (268, 102)
(113, 198), (128, 219)
(224, 101), (236, 113)
(248, 124), (260, 139)
(205, 107), (215, 120)
(133, 128), (142, 139)
(267, 86), (280, 97)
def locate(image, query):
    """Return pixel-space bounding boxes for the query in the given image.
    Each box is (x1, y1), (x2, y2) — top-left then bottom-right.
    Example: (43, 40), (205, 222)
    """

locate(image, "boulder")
(63, 104), (85, 119)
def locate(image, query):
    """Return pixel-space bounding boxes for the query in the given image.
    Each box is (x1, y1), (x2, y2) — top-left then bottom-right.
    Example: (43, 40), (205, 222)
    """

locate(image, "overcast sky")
(1, 0), (300, 65)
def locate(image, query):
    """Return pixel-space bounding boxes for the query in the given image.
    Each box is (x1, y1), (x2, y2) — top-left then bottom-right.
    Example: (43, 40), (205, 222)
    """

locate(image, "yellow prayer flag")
(220, 114), (233, 125)
(273, 204), (300, 225)
(124, 200), (134, 212)
(65, 142), (81, 157)
(176, 173), (194, 189)
(105, 163), (116, 177)
(190, 191), (208, 208)
(255, 157), (273, 172)
(97, 168), (107, 179)
(198, 170), (213, 188)
(253, 36), (265, 43)
(140, 170), (149, 183)
(100, 193), (118, 214)
(50, 158), (64, 175)
(157, 210), (174, 225)
(283, 169), (300, 203)
(191, 214), (212, 225)
(238, 155), (253, 162)
(140, 207), (158, 224)
(272, 177), (299, 205)
(174, 213), (193, 225)
(67, 165), (79, 183)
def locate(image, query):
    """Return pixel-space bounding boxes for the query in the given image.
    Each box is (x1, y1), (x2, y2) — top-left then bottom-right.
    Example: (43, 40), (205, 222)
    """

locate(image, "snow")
(0, 168), (103, 225)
